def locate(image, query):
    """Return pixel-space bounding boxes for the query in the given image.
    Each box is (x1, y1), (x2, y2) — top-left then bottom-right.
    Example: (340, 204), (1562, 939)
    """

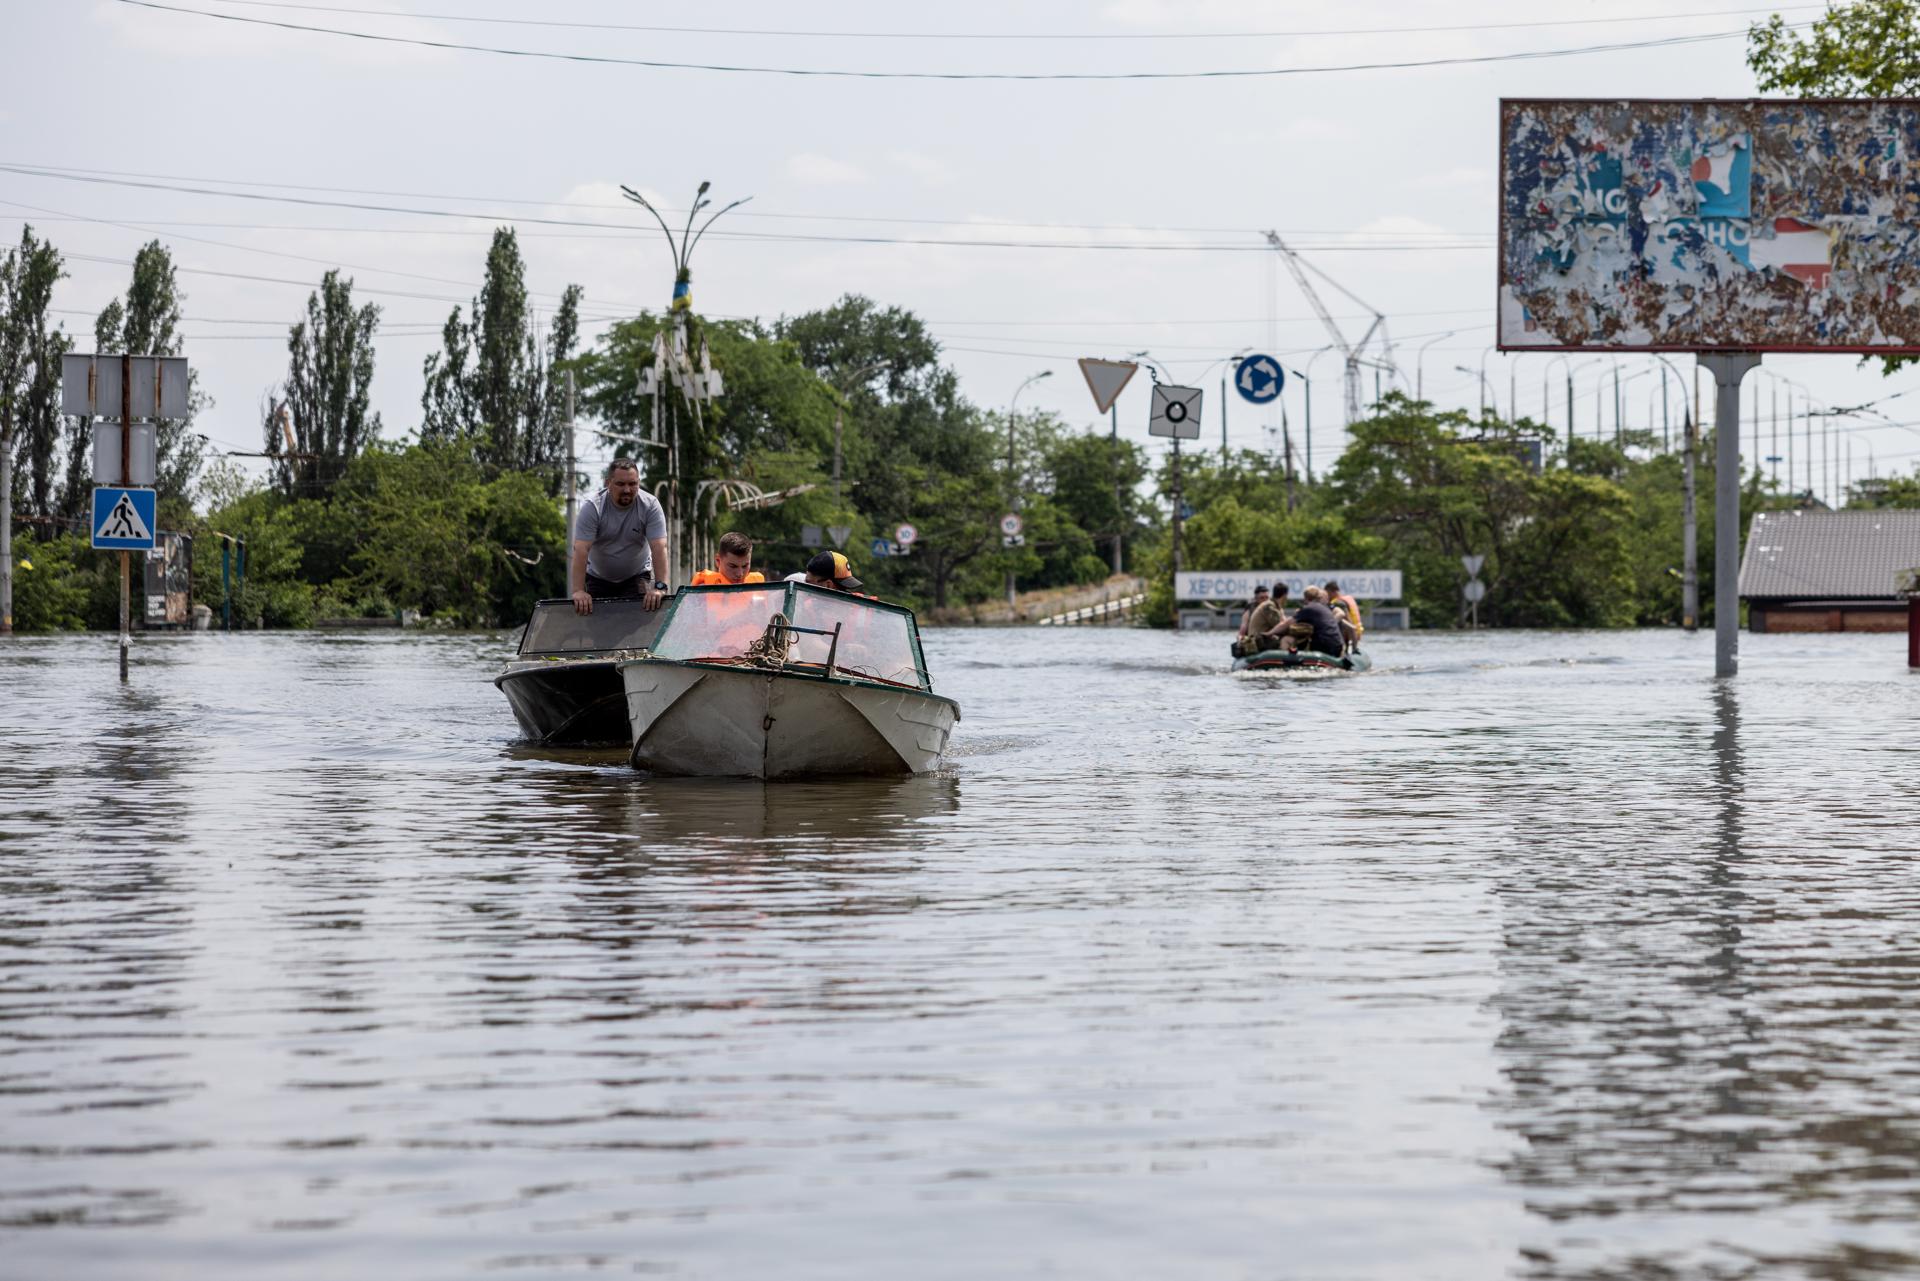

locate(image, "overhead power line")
(0, 166), (1488, 253)
(113, 0), (1801, 82)
(186, 0), (1826, 41)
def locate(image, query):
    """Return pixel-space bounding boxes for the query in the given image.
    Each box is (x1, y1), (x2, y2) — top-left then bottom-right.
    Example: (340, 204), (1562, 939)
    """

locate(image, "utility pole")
(1170, 435), (1184, 624)
(563, 369), (578, 545)
(1702, 354), (1760, 676)
(1682, 406), (1699, 631)
(1110, 403), (1123, 575)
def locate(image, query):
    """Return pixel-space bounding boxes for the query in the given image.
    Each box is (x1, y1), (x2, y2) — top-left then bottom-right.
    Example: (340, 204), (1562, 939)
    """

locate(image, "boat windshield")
(518, 598), (668, 655)
(652, 584), (789, 661)
(788, 586), (925, 688)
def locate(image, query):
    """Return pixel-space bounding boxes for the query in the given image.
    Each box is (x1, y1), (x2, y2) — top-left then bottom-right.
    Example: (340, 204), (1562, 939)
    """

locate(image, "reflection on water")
(1, 627), (1917, 1279)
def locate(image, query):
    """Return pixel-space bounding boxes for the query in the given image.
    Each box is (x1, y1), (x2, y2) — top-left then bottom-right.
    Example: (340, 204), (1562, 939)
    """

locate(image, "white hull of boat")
(619, 661), (958, 778)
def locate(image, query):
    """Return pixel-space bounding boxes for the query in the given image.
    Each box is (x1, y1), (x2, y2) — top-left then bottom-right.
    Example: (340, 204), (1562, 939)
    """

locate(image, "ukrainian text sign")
(1176, 570), (1403, 600)
(1499, 99), (1920, 353)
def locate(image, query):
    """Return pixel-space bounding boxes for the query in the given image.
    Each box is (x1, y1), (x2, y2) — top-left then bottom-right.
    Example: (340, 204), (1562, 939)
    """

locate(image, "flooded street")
(2, 625), (1917, 1279)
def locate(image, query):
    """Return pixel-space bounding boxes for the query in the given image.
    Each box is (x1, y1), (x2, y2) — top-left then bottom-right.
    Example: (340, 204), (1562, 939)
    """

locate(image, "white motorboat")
(617, 582), (960, 778)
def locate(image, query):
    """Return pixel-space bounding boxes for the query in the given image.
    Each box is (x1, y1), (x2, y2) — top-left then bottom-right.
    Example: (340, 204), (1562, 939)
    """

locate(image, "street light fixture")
(1456, 364), (1497, 419)
(1416, 331), (1455, 402)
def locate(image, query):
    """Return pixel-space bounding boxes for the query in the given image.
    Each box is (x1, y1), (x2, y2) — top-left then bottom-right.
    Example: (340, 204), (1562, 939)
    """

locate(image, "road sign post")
(1148, 386), (1204, 623)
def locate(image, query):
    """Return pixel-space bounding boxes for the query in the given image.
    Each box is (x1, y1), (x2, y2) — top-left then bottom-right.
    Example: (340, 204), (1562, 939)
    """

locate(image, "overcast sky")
(6, 0), (1911, 503)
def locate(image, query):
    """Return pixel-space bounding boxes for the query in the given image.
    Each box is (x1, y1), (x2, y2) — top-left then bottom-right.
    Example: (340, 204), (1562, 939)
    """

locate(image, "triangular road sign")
(1078, 358), (1138, 414)
(828, 524), (853, 549)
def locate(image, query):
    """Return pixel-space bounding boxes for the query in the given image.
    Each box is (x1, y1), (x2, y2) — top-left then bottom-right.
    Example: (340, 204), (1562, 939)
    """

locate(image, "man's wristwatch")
(652, 580), (669, 593)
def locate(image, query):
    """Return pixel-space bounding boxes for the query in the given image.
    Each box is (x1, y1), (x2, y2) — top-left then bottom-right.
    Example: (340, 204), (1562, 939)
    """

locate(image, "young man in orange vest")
(690, 531), (766, 586)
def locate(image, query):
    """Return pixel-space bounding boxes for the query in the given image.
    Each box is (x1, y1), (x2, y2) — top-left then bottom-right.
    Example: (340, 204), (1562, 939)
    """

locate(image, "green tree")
(1330, 394), (1637, 626)
(97, 241), (207, 508)
(1, 225), (67, 634)
(420, 230), (582, 491)
(267, 269), (382, 495)
(1749, 0), (1920, 95)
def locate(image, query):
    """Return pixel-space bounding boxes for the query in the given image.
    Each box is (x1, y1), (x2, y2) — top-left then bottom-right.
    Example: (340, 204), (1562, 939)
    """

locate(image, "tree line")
(7, 0), (1919, 633)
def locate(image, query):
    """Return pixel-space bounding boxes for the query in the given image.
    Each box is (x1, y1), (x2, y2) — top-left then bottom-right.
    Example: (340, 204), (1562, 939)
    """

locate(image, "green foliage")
(1850, 470), (1920, 509)
(1749, 0), (1920, 95)
(9, 532), (92, 631)
(97, 241), (207, 502)
(268, 269), (382, 495)
(1329, 394), (1638, 626)
(1, 226), (71, 521)
(420, 230), (581, 491)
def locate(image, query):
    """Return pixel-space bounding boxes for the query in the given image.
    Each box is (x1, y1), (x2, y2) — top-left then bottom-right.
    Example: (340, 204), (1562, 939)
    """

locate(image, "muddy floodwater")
(1, 626), (1916, 1280)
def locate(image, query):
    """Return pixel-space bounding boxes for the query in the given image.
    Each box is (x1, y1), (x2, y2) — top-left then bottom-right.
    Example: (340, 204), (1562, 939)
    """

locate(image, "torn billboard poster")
(1498, 99), (1920, 353)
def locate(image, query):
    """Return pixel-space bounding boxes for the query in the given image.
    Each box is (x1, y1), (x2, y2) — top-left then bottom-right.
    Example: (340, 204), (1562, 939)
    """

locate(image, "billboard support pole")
(1701, 353), (1760, 678)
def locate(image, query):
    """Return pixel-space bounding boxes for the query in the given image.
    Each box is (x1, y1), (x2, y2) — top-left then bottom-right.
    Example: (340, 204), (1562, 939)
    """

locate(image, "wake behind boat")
(618, 582), (959, 778)
(496, 598), (669, 746)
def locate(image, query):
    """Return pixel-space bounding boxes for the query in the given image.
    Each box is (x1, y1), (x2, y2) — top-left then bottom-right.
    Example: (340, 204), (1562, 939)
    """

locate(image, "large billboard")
(1499, 99), (1920, 353)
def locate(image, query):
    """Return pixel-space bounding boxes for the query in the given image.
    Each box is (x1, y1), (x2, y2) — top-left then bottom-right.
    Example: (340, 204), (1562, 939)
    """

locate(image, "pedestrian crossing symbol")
(91, 486), (157, 550)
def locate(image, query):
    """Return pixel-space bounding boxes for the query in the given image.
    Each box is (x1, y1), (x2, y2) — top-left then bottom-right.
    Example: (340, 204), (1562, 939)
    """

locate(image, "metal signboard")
(800, 524), (823, 548)
(1149, 384), (1204, 439)
(1498, 99), (1920, 353)
(61, 353), (191, 418)
(1000, 513), (1023, 536)
(1176, 570), (1404, 600)
(894, 523), (918, 547)
(1461, 554), (1485, 577)
(91, 422), (157, 488)
(91, 487), (157, 551)
(1234, 354), (1285, 404)
(1077, 358), (1138, 414)
(827, 524), (852, 549)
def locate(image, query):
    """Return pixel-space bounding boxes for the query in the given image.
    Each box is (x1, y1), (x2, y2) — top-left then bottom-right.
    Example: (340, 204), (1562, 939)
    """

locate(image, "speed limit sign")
(895, 523), (918, 546)
(1000, 512), (1023, 536)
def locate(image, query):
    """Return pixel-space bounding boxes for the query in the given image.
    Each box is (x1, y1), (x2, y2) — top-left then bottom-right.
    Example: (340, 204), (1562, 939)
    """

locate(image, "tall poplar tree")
(266, 270), (382, 494)
(1, 226), (67, 634)
(95, 241), (207, 502)
(420, 228), (581, 492)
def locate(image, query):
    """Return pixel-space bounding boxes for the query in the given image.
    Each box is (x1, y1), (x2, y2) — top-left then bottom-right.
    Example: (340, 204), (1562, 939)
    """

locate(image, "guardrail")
(1036, 593), (1145, 627)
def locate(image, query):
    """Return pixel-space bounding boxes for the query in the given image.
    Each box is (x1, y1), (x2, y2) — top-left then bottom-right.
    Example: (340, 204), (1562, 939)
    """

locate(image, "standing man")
(571, 458), (669, 615)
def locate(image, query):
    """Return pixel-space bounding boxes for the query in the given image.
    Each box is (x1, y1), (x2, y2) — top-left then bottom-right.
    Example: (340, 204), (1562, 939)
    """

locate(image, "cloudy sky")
(6, 0), (1911, 502)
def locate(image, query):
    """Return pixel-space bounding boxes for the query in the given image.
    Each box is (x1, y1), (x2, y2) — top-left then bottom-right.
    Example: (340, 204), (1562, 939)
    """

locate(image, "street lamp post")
(1457, 365), (1497, 419)
(1416, 331), (1455, 402)
(1006, 369), (1052, 608)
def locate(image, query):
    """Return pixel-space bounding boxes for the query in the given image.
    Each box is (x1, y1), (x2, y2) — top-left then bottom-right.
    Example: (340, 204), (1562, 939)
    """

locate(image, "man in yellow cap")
(787, 550), (865, 593)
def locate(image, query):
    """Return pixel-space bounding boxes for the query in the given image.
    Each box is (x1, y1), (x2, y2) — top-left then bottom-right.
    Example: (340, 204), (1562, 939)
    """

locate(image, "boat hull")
(620, 660), (959, 778)
(496, 659), (631, 746)
(1232, 648), (1372, 674)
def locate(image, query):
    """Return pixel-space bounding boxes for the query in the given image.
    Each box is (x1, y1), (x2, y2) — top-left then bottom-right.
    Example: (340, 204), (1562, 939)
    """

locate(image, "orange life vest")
(690, 569), (765, 585)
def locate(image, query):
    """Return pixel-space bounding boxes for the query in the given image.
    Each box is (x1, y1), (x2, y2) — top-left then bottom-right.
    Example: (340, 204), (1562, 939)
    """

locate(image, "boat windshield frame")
(650, 582), (935, 691)
(515, 596), (670, 657)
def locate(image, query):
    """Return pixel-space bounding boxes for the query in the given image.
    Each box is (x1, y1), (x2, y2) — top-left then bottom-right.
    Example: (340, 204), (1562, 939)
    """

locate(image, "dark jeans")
(585, 571), (647, 599)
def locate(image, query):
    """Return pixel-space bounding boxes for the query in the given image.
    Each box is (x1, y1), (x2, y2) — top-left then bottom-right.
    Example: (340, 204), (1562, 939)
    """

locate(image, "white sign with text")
(1175, 570), (1404, 601)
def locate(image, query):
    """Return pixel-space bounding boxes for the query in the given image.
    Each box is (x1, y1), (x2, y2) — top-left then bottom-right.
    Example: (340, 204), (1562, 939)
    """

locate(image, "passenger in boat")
(690, 531), (766, 586)
(1245, 584), (1290, 652)
(1283, 585), (1346, 658)
(570, 459), (669, 615)
(1237, 585), (1270, 641)
(1325, 579), (1364, 651)
(789, 551), (866, 593)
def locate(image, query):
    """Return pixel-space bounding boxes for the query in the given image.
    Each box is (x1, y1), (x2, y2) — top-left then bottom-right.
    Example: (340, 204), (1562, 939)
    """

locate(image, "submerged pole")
(1701, 353), (1760, 678)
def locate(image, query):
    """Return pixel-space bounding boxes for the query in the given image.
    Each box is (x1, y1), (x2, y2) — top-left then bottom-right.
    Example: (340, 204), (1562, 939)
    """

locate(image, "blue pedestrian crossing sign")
(91, 486), (157, 550)
(1234, 353), (1285, 405)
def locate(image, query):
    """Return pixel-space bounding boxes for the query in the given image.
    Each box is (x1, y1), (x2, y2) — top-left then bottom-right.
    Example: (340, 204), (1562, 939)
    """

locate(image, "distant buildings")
(1739, 509), (1920, 633)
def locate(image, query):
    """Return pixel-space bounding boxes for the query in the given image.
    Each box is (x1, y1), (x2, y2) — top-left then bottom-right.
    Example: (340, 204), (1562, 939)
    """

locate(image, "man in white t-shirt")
(570, 459), (669, 615)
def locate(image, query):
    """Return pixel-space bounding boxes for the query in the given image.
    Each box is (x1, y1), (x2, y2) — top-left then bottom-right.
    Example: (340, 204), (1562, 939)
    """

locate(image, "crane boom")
(1262, 229), (1398, 424)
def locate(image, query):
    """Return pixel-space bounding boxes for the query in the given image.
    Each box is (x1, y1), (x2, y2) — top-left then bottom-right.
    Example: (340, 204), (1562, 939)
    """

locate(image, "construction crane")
(1262, 230), (1398, 424)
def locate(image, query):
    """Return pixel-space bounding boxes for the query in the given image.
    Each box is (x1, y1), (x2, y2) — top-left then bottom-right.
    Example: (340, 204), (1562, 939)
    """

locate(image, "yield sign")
(827, 524), (853, 549)
(1077, 358), (1138, 414)
(1461, 554), (1485, 577)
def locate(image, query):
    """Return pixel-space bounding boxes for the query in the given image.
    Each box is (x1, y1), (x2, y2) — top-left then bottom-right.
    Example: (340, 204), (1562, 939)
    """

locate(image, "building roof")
(1739, 509), (1920, 601)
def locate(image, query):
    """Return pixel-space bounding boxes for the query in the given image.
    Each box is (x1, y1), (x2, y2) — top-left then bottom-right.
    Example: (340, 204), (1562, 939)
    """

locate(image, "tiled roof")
(1739, 509), (1920, 600)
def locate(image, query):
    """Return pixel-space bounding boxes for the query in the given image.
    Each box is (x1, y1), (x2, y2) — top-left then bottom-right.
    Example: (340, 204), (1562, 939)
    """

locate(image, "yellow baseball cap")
(805, 550), (863, 590)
